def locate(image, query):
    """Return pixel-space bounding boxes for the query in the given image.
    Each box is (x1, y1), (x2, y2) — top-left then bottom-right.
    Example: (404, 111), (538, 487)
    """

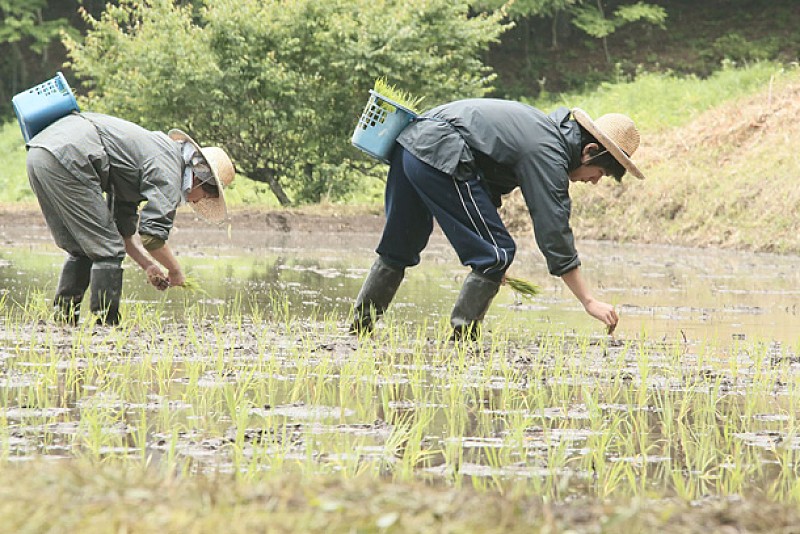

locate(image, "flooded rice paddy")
(2, 226), (800, 502)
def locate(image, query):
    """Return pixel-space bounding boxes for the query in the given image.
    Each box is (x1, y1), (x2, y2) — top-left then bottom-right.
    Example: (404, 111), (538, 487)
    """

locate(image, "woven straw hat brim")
(168, 129), (229, 223)
(572, 108), (645, 180)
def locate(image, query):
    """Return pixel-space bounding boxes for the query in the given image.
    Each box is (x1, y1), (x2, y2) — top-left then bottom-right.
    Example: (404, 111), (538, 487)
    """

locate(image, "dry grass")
(2, 461), (799, 534)
(502, 70), (800, 253)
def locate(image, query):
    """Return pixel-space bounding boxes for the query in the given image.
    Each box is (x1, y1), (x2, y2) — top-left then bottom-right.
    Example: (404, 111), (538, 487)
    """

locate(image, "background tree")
(0, 0), (71, 111)
(471, 0), (577, 52)
(570, 1), (667, 64)
(469, 0), (666, 97)
(64, 0), (510, 205)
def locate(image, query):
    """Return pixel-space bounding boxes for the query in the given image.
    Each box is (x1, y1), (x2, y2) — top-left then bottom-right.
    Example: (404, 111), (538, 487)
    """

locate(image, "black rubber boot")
(89, 263), (124, 326)
(53, 255), (93, 325)
(350, 257), (405, 335)
(450, 272), (501, 341)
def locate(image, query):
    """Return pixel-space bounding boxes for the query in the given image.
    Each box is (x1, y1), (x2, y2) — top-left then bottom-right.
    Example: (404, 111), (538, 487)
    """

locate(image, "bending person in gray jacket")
(351, 101), (646, 339)
(26, 112), (234, 325)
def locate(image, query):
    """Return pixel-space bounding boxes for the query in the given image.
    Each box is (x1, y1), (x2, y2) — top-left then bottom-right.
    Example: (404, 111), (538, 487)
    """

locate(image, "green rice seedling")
(504, 276), (541, 299)
(373, 78), (424, 114)
(175, 276), (208, 296)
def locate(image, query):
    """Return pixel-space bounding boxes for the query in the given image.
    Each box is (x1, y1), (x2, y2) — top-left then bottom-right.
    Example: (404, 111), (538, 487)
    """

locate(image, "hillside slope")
(503, 71), (800, 253)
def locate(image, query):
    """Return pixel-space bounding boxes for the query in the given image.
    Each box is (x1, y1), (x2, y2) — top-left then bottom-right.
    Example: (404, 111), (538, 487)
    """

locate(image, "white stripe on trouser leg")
(452, 178), (503, 274)
(464, 181), (509, 274)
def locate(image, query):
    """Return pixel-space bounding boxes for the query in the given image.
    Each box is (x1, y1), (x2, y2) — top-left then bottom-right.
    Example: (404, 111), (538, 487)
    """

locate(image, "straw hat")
(168, 129), (235, 222)
(572, 108), (645, 180)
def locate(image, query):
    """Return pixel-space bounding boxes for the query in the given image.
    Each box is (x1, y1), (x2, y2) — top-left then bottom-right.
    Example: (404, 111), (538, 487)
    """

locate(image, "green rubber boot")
(350, 257), (405, 335)
(450, 272), (501, 341)
(89, 263), (123, 326)
(53, 255), (92, 325)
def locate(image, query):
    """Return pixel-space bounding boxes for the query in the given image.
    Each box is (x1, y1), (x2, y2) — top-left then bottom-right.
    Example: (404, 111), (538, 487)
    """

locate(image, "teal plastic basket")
(12, 72), (80, 143)
(351, 90), (417, 164)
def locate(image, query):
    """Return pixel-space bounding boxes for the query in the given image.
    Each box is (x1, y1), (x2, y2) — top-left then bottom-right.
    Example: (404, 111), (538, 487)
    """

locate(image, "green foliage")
(703, 33), (780, 65)
(0, 121), (35, 203)
(0, 0), (67, 53)
(0, 0), (75, 115)
(470, 0), (577, 20)
(64, 0), (510, 205)
(571, 1), (666, 63)
(572, 1), (666, 39)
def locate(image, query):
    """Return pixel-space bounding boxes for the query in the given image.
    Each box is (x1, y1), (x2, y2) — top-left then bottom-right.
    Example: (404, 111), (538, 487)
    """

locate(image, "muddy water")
(2, 231), (799, 347)
(2, 229), (800, 497)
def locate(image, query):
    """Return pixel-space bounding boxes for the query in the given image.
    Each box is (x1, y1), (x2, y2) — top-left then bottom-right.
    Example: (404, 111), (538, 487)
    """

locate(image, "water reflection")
(1, 235), (799, 347)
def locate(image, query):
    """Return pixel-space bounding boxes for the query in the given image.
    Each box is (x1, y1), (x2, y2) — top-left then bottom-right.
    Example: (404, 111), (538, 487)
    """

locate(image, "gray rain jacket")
(27, 112), (184, 242)
(397, 101), (582, 276)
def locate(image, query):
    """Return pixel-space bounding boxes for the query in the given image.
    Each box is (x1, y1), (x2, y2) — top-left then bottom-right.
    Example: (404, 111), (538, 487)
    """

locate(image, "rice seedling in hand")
(175, 276), (208, 295)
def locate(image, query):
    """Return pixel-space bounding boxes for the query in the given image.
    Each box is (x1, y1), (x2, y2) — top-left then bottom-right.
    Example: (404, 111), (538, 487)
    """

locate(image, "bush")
(65, 0), (510, 205)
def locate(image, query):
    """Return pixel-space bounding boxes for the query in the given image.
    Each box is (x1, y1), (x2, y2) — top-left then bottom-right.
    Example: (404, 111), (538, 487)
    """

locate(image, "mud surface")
(0, 205), (390, 247)
(2, 203), (800, 512)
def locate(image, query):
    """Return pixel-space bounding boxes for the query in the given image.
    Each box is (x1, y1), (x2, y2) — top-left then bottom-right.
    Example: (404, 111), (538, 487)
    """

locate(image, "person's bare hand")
(584, 299), (618, 334)
(167, 269), (185, 288)
(145, 264), (169, 291)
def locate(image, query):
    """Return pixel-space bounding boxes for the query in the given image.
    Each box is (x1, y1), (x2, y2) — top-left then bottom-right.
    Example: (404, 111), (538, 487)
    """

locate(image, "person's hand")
(167, 269), (186, 288)
(584, 299), (619, 334)
(145, 264), (169, 291)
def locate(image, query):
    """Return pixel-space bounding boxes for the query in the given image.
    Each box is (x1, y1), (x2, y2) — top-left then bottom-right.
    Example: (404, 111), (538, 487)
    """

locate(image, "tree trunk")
(550, 11), (559, 50)
(250, 167), (292, 206)
(596, 0), (612, 64)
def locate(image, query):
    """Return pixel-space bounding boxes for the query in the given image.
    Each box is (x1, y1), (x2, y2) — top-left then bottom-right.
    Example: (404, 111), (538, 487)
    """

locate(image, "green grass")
(533, 61), (788, 132)
(374, 77), (425, 114)
(0, 122), (35, 204)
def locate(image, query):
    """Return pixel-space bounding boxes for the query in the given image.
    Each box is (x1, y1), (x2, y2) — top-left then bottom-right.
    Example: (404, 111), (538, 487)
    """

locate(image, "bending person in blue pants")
(350, 101), (646, 339)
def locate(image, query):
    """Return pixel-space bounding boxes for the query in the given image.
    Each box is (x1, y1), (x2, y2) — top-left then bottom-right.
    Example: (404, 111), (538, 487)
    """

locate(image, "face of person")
(568, 143), (620, 184)
(187, 175), (212, 203)
(568, 162), (606, 184)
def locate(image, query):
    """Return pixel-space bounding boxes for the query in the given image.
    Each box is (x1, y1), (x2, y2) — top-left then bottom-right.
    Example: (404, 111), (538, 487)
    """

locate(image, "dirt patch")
(0, 204), (388, 247)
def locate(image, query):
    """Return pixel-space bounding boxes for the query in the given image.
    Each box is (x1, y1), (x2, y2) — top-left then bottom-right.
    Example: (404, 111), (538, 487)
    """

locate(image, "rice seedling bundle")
(373, 78), (424, 114)
(504, 276), (540, 299)
(177, 276), (208, 295)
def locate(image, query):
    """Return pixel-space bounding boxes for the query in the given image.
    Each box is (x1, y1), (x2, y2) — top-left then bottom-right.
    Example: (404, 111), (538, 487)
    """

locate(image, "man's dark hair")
(200, 180), (220, 198)
(578, 126), (626, 181)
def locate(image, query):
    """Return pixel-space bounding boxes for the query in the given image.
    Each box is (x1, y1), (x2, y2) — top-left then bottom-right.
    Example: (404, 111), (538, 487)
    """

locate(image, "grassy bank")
(0, 122), (34, 204)
(521, 62), (800, 253)
(3, 62), (799, 249)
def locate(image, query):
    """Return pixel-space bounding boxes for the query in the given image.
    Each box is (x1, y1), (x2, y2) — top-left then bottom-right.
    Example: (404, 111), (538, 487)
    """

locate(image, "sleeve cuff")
(140, 234), (166, 251)
(549, 257), (581, 277)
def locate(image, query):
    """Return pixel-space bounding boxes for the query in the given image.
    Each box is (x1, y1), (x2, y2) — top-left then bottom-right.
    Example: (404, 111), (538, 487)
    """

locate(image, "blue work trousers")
(376, 146), (515, 283)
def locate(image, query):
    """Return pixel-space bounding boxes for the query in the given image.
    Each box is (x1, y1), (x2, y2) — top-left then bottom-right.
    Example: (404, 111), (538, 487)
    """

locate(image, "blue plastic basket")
(351, 90), (417, 164)
(12, 72), (80, 143)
